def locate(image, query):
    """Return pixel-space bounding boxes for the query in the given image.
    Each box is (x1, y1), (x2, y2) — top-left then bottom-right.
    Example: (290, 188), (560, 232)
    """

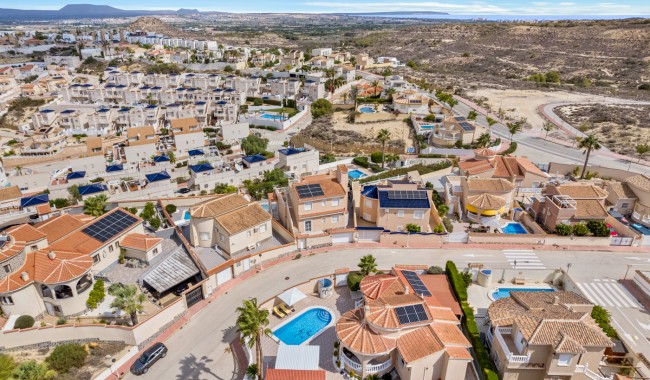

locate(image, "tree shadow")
(175, 354), (223, 380)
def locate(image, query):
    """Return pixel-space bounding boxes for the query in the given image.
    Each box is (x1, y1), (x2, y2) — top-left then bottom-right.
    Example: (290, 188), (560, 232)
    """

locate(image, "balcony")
(341, 352), (392, 374)
(575, 365), (613, 380)
(493, 327), (532, 364)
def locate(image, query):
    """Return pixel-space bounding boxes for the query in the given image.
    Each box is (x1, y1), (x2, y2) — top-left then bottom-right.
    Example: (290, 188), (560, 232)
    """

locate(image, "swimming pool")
(632, 223), (650, 235)
(272, 307), (333, 345)
(419, 125), (434, 130)
(348, 169), (367, 179)
(501, 222), (528, 234)
(183, 210), (190, 221)
(359, 107), (375, 113)
(260, 113), (284, 120)
(491, 287), (554, 300)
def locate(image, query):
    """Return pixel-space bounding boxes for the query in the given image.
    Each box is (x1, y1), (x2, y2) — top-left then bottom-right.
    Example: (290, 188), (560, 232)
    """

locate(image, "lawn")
(266, 107), (299, 118)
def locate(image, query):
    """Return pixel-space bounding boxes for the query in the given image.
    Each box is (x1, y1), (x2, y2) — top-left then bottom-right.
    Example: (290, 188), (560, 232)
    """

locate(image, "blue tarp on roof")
(278, 147), (305, 156)
(78, 183), (108, 196)
(20, 194), (49, 208)
(106, 164), (123, 172)
(378, 190), (430, 209)
(66, 171), (86, 180)
(146, 171), (171, 183)
(153, 155), (170, 163)
(190, 163), (213, 173)
(361, 185), (379, 199)
(188, 149), (204, 157)
(242, 154), (266, 164)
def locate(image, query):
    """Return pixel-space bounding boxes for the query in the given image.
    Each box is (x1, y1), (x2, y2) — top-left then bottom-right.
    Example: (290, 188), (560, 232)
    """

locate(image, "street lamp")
(624, 264), (634, 280)
(566, 263), (572, 274)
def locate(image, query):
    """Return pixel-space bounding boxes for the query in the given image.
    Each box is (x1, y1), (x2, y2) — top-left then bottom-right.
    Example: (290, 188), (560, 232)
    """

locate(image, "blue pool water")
(348, 169), (367, 179)
(183, 211), (190, 221)
(492, 288), (554, 300)
(632, 223), (650, 235)
(419, 125), (434, 130)
(260, 113), (284, 120)
(273, 308), (332, 345)
(359, 107), (375, 113)
(501, 222), (528, 234)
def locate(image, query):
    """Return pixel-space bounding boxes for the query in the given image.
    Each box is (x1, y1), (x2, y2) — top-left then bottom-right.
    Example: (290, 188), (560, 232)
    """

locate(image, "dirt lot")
(555, 104), (650, 155)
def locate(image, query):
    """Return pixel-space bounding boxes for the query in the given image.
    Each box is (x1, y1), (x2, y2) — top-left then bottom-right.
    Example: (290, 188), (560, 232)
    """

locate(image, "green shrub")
(347, 271), (364, 291)
(462, 301), (499, 380)
(405, 223), (421, 233)
(370, 152), (383, 164)
(56, 317), (67, 325)
(86, 279), (105, 310)
(46, 344), (87, 373)
(0, 354), (16, 379)
(165, 204), (177, 214)
(433, 224), (445, 234)
(442, 217), (454, 233)
(592, 305), (618, 338)
(427, 265), (444, 274)
(311, 99), (333, 118)
(639, 83), (650, 91)
(149, 217), (161, 230)
(14, 315), (35, 329)
(555, 223), (572, 236)
(353, 156), (369, 168)
(498, 142), (517, 155)
(587, 220), (610, 237)
(445, 261), (467, 302)
(572, 223), (589, 236)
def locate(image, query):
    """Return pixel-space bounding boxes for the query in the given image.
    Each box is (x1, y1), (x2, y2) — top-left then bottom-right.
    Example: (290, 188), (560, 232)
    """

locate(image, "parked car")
(130, 343), (168, 375)
(178, 188), (191, 194)
(173, 283), (189, 296)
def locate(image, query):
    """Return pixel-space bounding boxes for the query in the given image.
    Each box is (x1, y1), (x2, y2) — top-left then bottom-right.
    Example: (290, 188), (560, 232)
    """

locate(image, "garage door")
(332, 232), (354, 244)
(216, 267), (233, 285)
(357, 230), (380, 242)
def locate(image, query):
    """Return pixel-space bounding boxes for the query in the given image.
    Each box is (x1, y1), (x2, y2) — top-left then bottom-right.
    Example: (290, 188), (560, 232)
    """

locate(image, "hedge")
(46, 344), (87, 373)
(418, 153), (457, 159)
(246, 96), (282, 106)
(359, 161), (452, 184)
(498, 142), (517, 156)
(445, 261), (467, 302)
(14, 315), (35, 329)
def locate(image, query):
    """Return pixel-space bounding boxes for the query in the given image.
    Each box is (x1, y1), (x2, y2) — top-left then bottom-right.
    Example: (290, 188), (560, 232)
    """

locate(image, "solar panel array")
(402, 270), (433, 296)
(386, 190), (428, 200)
(459, 122), (475, 132)
(296, 184), (324, 199)
(81, 209), (138, 243)
(395, 304), (429, 325)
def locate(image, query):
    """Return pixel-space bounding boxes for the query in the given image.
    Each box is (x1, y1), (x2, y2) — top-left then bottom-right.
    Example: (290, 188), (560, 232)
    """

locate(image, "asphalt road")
(125, 247), (650, 380)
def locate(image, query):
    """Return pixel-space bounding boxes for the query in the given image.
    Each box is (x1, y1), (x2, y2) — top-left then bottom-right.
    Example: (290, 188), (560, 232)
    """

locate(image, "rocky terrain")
(555, 104), (650, 155)
(128, 17), (202, 39)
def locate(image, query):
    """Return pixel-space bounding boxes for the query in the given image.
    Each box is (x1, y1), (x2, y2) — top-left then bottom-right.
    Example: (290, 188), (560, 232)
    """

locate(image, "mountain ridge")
(0, 4), (201, 21)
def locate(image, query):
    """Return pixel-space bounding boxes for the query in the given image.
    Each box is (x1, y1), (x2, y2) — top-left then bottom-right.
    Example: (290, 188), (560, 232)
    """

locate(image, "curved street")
(125, 246), (650, 380)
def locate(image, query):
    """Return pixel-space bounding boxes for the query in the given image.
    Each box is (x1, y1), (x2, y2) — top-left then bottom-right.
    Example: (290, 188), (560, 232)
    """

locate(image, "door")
(304, 220), (312, 232)
(44, 303), (54, 316)
(185, 286), (204, 308)
(216, 267), (233, 285)
(243, 258), (251, 272)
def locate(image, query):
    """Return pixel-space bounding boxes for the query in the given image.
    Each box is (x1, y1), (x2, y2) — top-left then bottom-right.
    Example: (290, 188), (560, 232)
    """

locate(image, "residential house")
(604, 180), (637, 216)
(123, 125), (159, 164)
(625, 174), (650, 227)
(486, 291), (612, 380)
(392, 90), (430, 114)
(170, 117), (204, 157)
(423, 115), (485, 148)
(459, 177), (515, 224)
(119, 233), (163, 264)
(277, 147), (319, 178)
(281, 50), (305, 68)
(220, 122), (249, 144)
(530, 184), (609, 230)
(188, 194), (272, 255)
(458, 149), (549, 188)
(302, 80), (325, 102)
(336, 266), (472, 379)
(311, 48), (332, 57)
(359, 180), (433, 232)
(307, 56), (334, 70)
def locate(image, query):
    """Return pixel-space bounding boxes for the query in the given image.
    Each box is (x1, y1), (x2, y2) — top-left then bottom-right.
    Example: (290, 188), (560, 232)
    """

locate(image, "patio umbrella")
(277, 287), (307, 307)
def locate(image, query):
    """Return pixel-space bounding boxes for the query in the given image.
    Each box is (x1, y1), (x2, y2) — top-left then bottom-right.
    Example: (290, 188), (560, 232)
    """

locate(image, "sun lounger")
(279, 303), (294, 315)
(273, 306), (286, 318)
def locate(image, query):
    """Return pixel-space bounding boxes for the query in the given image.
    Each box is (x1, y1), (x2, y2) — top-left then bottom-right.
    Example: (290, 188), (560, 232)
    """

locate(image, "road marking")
(502, 250), (545, 269)
(576, 280), (641, 308)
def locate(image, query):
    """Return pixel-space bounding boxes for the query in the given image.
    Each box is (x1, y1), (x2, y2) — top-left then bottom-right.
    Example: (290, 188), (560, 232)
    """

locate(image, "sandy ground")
(468, 88), (599, 128)
(331, 111), (412, 148)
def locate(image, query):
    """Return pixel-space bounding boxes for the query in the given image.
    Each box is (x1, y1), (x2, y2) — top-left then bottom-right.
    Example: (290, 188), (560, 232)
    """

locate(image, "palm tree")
(358, 254), (378, 276)
(109, 284), (146, 326)
(636, 143), (650, 163)
(349, 86), (359, 106)
(245, 364), (258, 380)
(507, 122), (522, 143)
(371, 80), (380, 96)
(486, 117), (498, 130)
(476, 132), (491, 148)
(14, 165), (23, 175)
(577, 134), (602, 179)
(236, 298), (271, 380)
(447, 97), (458, 109)
(341, 92), (348, 104)
(168, 151), (176, 164)
(376, 129), (391, 169)
(77, 41), (85, 60)
(386, 87), (396, 100)
(83, 194), (108, 217)
(542, 122), (555, 141)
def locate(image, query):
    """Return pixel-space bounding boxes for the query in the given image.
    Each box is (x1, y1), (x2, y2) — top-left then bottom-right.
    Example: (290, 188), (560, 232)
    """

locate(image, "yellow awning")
(466, 204), (505, 216)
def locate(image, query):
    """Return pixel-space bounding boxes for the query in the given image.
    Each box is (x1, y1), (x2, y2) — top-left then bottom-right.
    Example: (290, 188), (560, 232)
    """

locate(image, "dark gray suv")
(130, 342), (168, 375)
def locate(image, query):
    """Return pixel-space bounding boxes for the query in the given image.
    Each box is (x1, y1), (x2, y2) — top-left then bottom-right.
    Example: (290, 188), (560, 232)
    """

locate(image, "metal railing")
(494, 327), (531, 364)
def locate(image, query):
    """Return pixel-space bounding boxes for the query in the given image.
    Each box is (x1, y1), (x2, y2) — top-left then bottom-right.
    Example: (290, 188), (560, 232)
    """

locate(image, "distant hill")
(0, 4), (200, 21)
(333, 11), (449, 16)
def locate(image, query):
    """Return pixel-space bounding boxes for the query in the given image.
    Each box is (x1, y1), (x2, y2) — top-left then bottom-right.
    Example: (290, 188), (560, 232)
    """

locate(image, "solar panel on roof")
(402, 270), (433, 297)
(386, 190), (428, 200)
(296, 184), (324, 199)
(459, 122), (475, 132)
(395, 303), (428, 325)
(81, 209), (138, 243)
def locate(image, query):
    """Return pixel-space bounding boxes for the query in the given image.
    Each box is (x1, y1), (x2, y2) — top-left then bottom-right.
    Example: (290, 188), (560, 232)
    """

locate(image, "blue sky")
(4, 0), (650, 15)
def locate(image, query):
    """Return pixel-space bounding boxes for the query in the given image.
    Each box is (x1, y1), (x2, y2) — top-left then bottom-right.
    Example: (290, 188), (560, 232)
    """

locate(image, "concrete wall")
(517, 212), (547, 235)
(467, 232), (612, 247)
(0, 324), (137, 350)
(379, 232), (444, 246)
(131, 298), (186, 345)
(548, 162), (635, 181)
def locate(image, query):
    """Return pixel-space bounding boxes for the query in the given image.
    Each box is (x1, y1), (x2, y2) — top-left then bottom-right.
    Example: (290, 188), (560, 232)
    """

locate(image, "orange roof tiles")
(396, 325), (444, 363)
(292, 175), (346, 201)
(215, 203), (271, 235)
(6, 224), (47, 243)
(120, 233), (162, 251)
(0, 239), (25, 262)
(445, 346), (473, 360)
(336, 308), (396, 355)
(418, 275), (463, 316)
(0, 251), (35, 292)
(0, 185), (21, 202)
(430, 322), (471, 346)
(36, 204), (52, 215)
(33, 250), (93, 284)
(360, 274), (404, 299)
(35, 214), (87, 242)
(266, 369), (325, 380)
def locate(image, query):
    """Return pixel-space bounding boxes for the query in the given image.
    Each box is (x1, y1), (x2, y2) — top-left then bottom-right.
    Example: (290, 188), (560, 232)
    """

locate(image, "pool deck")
(260, 278), (355, 379)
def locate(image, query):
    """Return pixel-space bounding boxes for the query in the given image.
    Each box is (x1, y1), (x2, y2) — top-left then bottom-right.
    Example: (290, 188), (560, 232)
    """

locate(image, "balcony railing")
(494, 327), (531, 364)
(342, 354), (362, 372)
(575, 364), (613, 380)
(366, 358), (392, 374)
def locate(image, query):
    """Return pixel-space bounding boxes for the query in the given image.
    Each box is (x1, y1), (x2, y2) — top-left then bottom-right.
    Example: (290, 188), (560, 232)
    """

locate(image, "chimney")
(47, 251), (56, 260)
(553, 295), (560, 305)
(21, 272), (29, 281)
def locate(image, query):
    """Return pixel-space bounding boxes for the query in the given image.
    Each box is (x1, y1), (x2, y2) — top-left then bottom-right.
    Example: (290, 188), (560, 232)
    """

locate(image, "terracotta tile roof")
(190, 194), (248, 218)
(474, 148), (497, 157)
(466, 193), (506, 210)
(36, 204), (52, 215)
(170, 117), (200, 135)
(574, 199), (608, 219)
(427, 306), (461, 322)
(0, 185), (22, 202)
(626, 174), (650, 192)
(0, 238), (25, 263)
(292, 176), (346, 201)
(120, 233), (162, 251)
(555, 184), (608, 199)
(215, 203), (271, 235)
(360, 274), (405, 299)
(396, 325), (444, 363)
(33, 250), (93, 284)
(334, 268), (349, 274)
(466, 178), (514, 192)
(418, 275), (463, 316)
(528, 320), (612, 350)
(445, 346), (473, 360)
(126, 125), (156, 140)
(430, 322), (471, 346)
(266, 369), (325, 380)
(0, 251), (34, 292)
(458, 159), (495, 175)
(608, 181), (637, 199)
(6, 224), (47, 243)
(365, 296), (429, 329)
(336, 308), (396, 355)
(337, 164), (348, 173)
(35, 214), (87, 242)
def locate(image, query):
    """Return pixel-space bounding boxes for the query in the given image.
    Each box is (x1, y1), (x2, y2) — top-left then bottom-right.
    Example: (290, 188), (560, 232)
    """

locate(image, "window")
(3, 264), (10, 273)
(414, 210), (424, 219)
(397, 225), (403, 232)
(365, 199), (372, 208)
(1, 296), (13, 305)
(322, 200), (327, 206)
(332, 215), (339, 223)
(92, 255), (101, 264)
(30, 245), (37, 251)
(153, 248), (159, 255)
(332, 198), (340, 207)
(247, 230), (252, 237)
(260, 224), (267, 233)
(305, 220), (312, 232)
(557, 354), (572, 367)
(219, 233), (225, 241)
(397, 210), (405, 218)
(199, 232), (210, 241)
(304, 202), (312, 211)
(109, 245), (114, 252)
(621, 202), (629, 209)
(53, 305), (62, 312)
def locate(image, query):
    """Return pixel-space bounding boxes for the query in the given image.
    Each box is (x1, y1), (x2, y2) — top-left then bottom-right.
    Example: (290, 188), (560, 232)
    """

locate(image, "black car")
(172, 283), (189, 296)
(130, 342), (168, 375)
(178, 188), (191, 194)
